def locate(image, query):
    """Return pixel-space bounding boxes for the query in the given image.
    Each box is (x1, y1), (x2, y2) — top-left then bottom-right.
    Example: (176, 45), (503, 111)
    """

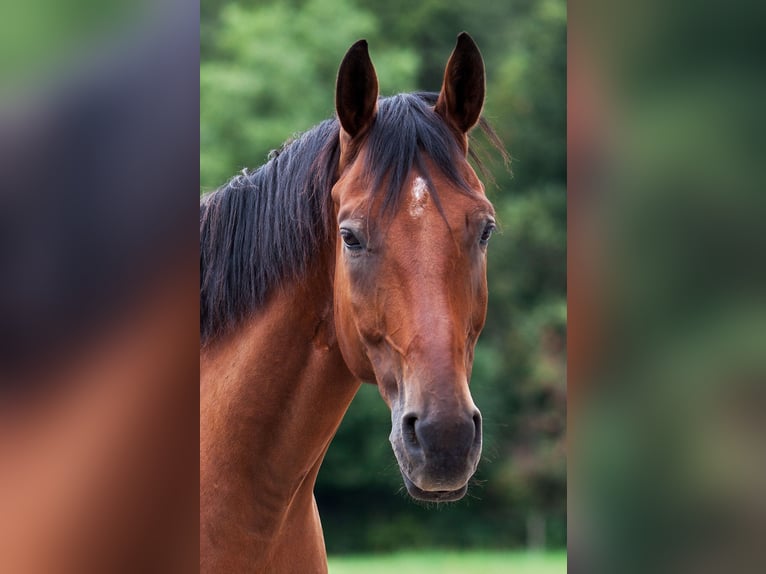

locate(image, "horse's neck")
(200, 273), (359, 572)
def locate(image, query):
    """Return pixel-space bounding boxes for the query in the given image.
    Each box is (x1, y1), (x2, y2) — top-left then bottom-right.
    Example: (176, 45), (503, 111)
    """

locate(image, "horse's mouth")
(401, 473), (468, 502)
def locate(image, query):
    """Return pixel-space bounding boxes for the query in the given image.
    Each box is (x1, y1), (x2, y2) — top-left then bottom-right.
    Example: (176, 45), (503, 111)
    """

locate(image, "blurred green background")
(570, 1), (766, 572)
(0, 0), (146, 89)
(201, 0), (566, 557)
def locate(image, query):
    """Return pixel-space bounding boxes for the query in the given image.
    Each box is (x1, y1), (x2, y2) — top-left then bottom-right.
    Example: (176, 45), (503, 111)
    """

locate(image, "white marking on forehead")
(409, 176), (429, 217)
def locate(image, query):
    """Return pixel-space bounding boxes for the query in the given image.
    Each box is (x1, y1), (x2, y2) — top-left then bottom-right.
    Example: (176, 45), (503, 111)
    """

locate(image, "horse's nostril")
(472, 411), (482, 445)
(402, 413), (419, 449)
(473, 411), (481, 448)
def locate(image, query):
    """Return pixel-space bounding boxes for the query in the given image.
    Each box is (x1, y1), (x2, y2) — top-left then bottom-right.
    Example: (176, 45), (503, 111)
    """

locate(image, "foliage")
(200, 0), (417, 190)
(201, 0), (566, 552)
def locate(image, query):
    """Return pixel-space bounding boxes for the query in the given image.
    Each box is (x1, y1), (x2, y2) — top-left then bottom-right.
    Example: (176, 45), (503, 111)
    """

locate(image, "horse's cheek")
(332, 292), (373, 381)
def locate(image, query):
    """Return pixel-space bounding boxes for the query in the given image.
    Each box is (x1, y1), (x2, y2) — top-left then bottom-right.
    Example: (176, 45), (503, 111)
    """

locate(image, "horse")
(200, 33), (505, 572)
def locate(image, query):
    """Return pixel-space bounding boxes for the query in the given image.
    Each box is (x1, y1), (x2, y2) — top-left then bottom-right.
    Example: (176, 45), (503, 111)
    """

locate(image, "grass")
(328, 550), (566, 574)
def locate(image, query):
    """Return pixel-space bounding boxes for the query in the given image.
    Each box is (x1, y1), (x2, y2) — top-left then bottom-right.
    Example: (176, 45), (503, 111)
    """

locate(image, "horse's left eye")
(479, 222), (496, 246)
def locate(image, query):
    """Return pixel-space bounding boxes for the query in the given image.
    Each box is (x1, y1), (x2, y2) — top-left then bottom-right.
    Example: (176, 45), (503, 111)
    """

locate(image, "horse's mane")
(200, 92), (506, 345)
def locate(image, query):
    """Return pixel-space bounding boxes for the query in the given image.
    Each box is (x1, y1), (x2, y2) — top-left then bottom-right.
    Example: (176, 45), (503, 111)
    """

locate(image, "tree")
(200, 0), (417, 190)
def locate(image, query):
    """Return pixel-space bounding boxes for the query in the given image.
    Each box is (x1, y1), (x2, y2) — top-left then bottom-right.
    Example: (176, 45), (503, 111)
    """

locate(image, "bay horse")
(200, 33), (503, 572)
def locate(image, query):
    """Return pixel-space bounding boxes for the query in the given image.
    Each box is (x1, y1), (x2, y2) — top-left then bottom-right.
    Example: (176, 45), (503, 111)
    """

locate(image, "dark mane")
(200, 92), (505, 345)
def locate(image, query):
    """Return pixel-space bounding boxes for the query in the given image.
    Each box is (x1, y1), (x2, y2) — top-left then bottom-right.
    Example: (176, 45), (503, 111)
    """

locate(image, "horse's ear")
(435, 32), (485, 136)
(336, 39), (379, 139)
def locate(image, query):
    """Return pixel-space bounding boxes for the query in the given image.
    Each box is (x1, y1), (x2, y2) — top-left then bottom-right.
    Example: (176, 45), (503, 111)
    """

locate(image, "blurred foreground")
(0, 1), (198, 571)
(328, 550), (566, 574)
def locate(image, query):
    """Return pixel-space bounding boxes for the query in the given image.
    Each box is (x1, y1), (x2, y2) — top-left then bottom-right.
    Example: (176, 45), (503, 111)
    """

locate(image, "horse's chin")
(401, 473), (468, 503)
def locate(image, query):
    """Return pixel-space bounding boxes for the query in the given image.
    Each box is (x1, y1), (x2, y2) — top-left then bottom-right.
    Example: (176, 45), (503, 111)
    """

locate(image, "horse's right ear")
(335, 40), (379, 139)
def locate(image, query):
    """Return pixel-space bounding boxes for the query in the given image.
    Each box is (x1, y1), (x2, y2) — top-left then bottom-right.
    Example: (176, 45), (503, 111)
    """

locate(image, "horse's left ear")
(336, 39), (379, 139)
(435, 32), (486, 138)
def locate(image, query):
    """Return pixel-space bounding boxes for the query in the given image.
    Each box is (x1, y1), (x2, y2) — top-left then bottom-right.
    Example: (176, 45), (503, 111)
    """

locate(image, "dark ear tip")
(348, 39), (369, 53)
(456, 32), (478, 48)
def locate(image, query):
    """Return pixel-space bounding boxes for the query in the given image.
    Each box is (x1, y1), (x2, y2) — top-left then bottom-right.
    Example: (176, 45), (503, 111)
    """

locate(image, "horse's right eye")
(340, 229), (363, 251)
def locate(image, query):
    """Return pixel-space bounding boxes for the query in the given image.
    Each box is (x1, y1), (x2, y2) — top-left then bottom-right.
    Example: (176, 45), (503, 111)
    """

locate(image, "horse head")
(331, 34), (494, 502)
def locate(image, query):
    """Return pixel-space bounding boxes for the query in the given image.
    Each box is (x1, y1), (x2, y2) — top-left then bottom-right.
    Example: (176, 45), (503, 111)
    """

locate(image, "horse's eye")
(340, 228), (363, 251)
(479, 222), (496, 246)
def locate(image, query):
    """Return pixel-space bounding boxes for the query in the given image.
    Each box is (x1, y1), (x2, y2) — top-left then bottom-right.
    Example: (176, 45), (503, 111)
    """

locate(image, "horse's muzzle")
(390, 407), (482, 502)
